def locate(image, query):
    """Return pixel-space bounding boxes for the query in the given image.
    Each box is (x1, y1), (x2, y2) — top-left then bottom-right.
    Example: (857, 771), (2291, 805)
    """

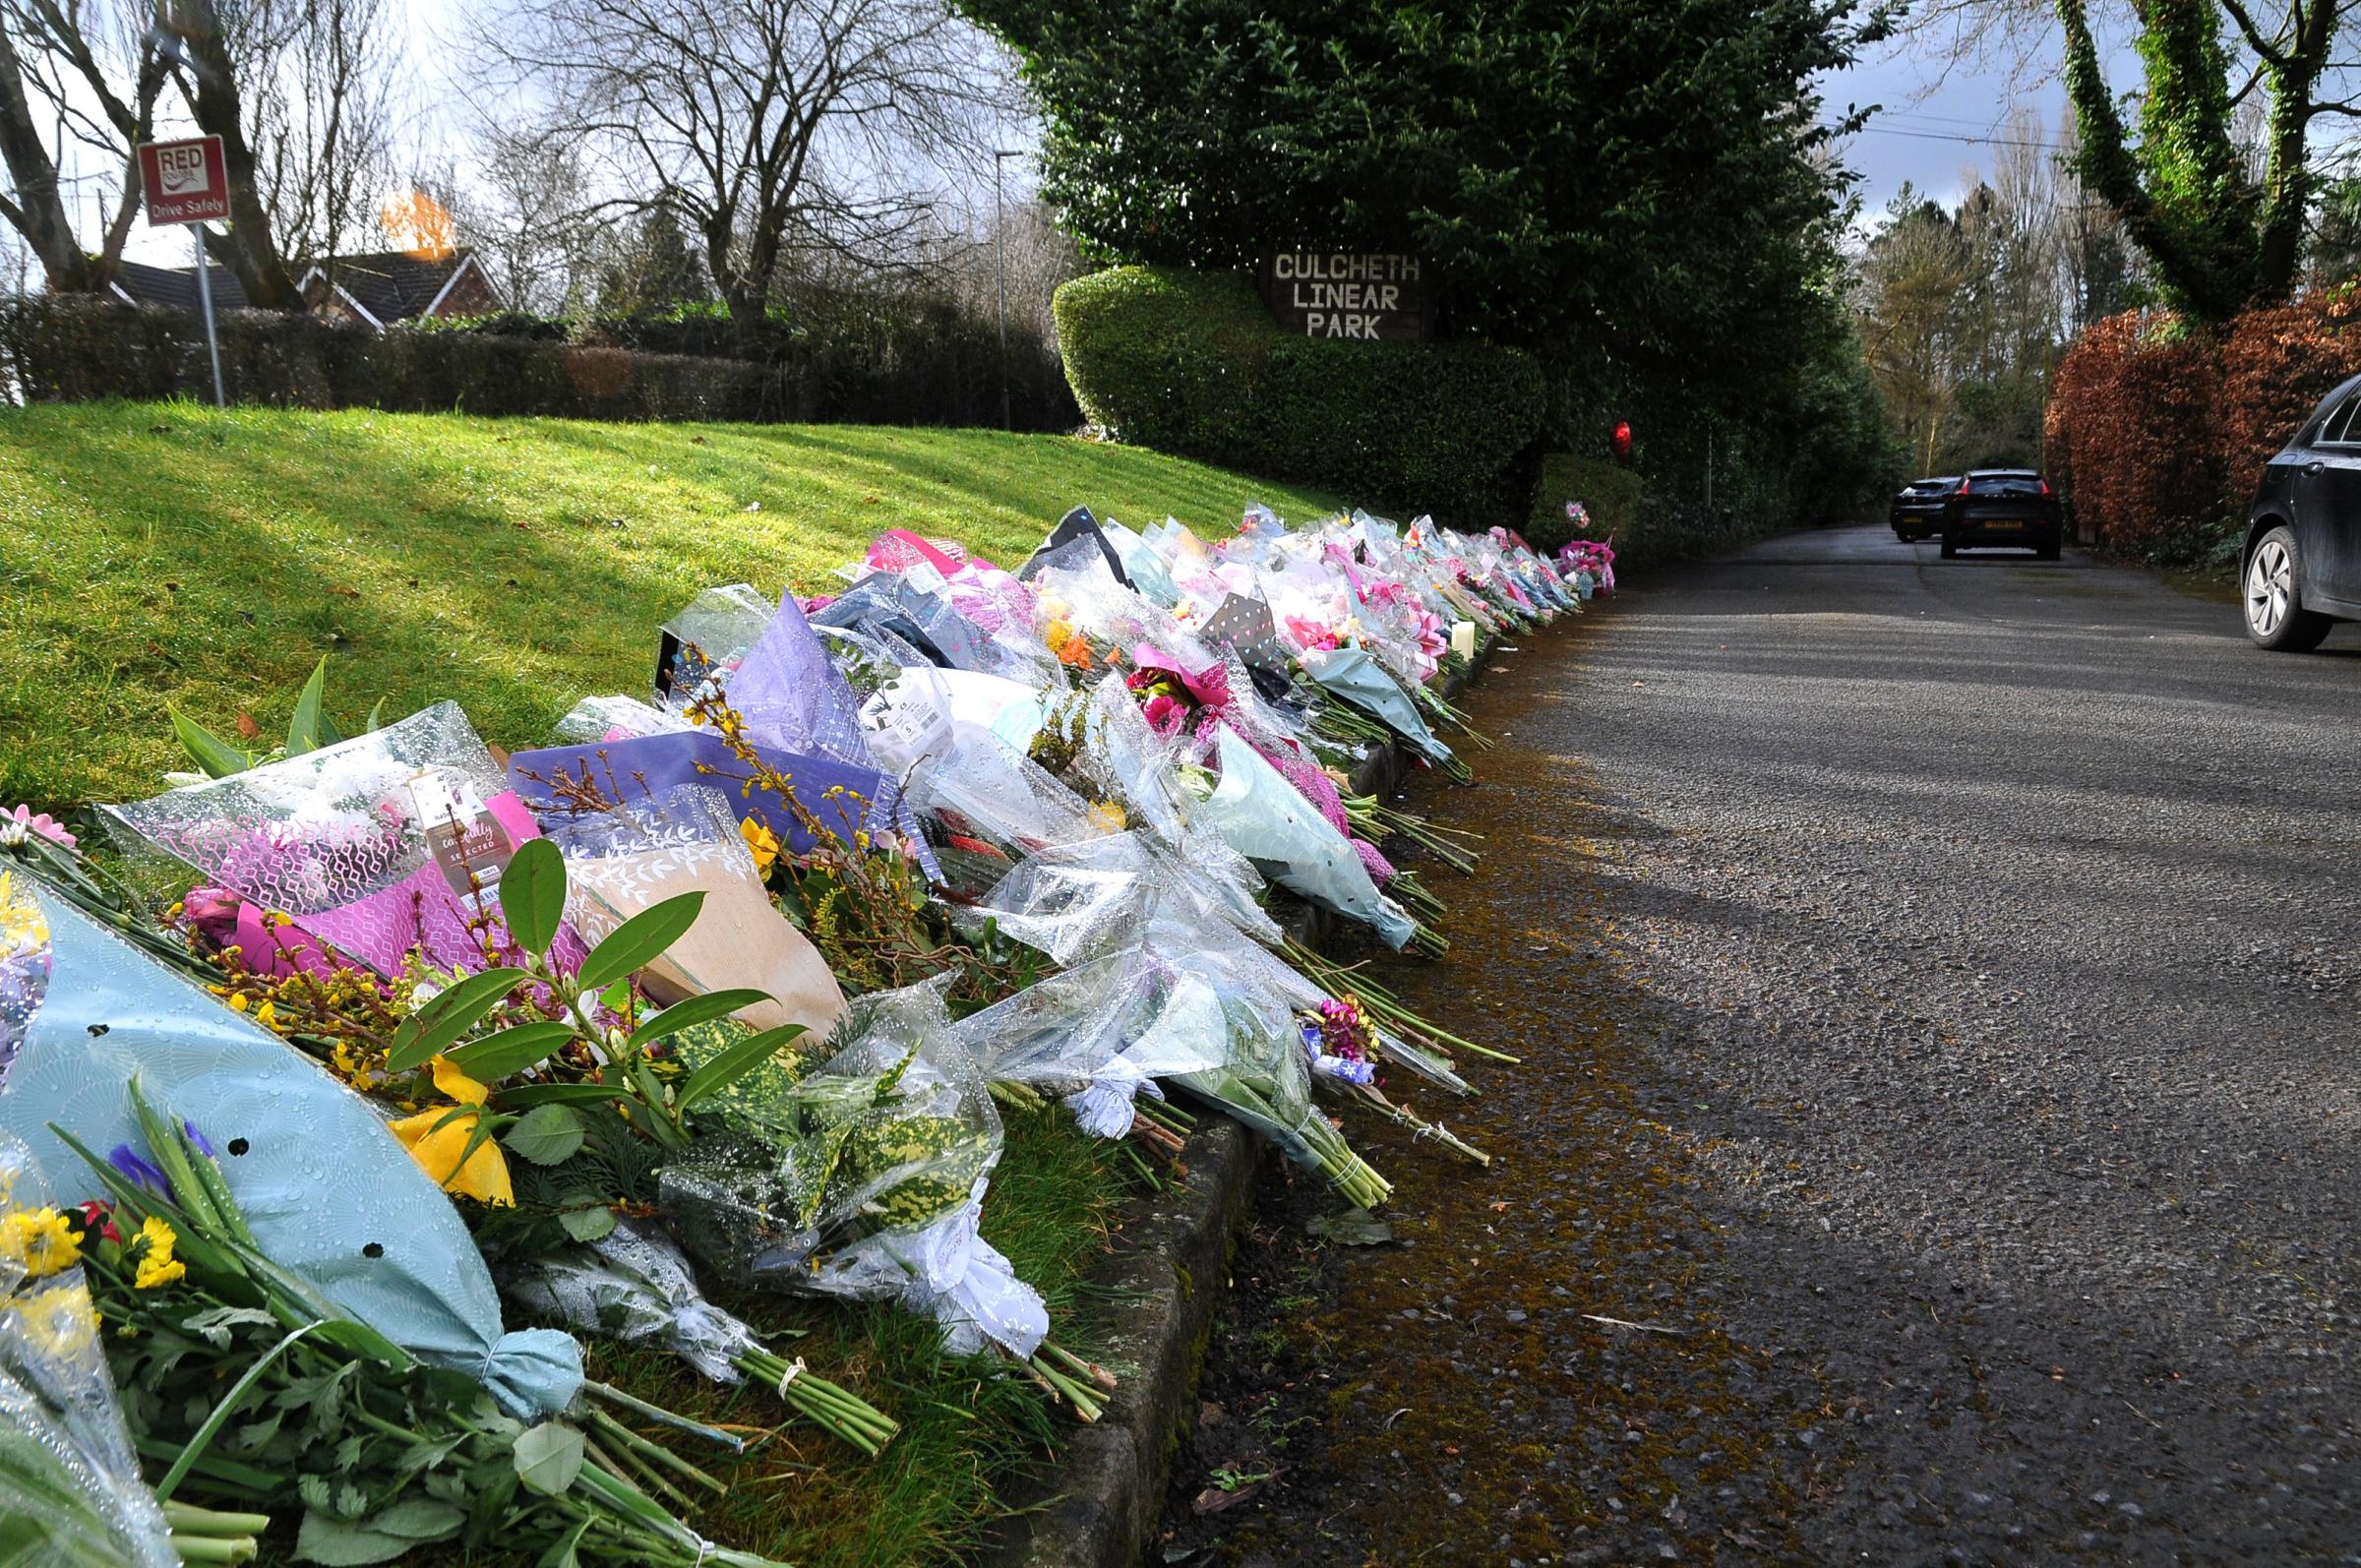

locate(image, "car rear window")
(1967, 474), (2044, 496)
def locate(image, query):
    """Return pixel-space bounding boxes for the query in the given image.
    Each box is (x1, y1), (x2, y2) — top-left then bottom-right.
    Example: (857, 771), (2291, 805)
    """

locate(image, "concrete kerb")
(982, 630), (1524, 1568)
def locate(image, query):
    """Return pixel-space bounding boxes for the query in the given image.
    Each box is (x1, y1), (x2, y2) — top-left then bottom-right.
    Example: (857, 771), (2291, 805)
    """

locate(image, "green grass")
(0, 399), (1340, 1563)
(0, 400), (1340, 813)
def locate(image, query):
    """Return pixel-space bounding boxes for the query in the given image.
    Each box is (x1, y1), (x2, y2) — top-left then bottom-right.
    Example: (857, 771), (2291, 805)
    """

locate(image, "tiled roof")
(110, 257), (251, 312)
(310, 251), (472, 323)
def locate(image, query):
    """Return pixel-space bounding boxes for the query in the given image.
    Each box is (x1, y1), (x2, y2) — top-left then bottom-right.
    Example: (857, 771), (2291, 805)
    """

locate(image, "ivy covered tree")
(962, 0), (1881, 455)
(2056, 0), (2359, 318)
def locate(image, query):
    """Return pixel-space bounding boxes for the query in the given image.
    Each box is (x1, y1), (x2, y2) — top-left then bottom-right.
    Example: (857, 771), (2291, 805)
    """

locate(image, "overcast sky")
(1819, 23), (2093, 223)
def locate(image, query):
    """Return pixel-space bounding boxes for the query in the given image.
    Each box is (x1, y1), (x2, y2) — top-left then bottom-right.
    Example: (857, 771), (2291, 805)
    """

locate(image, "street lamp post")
(994, 149), (1022, 433)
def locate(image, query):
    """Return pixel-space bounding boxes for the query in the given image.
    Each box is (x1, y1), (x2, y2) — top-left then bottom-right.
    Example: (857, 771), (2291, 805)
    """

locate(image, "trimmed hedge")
(1054, 267), (1544, 523)
(0, 293), (1081, 430)
(2044, 291), (2361, 562)
(1525, 452), (1643, 553)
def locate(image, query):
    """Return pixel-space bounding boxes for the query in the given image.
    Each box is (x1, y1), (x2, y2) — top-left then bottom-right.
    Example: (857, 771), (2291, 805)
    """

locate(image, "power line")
(1821, 120), (2070, 151)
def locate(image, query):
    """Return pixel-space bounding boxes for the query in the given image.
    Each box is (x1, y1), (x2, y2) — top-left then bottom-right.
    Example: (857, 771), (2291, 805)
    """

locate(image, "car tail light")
(1958, 478), (1972, 494)
(2039, 478), (2051, 496)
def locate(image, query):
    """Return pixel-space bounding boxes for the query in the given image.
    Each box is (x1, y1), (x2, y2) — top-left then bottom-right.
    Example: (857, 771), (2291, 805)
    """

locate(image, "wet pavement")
(1159, 526), (2361, 1565)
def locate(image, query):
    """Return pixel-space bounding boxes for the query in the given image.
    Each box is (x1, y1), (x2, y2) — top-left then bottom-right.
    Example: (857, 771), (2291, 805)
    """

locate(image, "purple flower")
(108, 1144), (170, 1198)
(181, 1120), (215, 1160)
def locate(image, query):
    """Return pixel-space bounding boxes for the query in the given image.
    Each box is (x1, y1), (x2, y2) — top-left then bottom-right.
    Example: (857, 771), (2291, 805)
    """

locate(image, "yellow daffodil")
(1088, 801), (1128, 833)
(741, 816), (782, 874)
(132, 1215), (185, 1291)
(388, 1056), (514, 1206)
(0, 1208), (81, 1280)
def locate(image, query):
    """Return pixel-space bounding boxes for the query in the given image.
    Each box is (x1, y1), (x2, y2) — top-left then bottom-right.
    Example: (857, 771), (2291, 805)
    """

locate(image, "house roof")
(306, 250), (483, 323)
(109, 258), (251, 312)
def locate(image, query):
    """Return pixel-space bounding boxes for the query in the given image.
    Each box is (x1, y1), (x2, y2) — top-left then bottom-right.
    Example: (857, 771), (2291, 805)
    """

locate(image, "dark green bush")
(2, 290), (1080, 431)
(1526, 452), (1644, 553)
(1054, 267), (1544, 523)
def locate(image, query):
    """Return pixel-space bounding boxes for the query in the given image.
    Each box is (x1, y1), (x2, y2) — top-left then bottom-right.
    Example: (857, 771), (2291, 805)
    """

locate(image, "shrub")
(1525, 452), (1644, 554)
(2044, 311), (2223, 561)
(2213, 289), (2361, 504)
(0, 290), (1080, 431)
(1054, 266), (1544, 524)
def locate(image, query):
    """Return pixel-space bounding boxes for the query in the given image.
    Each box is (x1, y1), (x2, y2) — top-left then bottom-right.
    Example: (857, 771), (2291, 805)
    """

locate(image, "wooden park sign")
(1258, 251), (1430, 341)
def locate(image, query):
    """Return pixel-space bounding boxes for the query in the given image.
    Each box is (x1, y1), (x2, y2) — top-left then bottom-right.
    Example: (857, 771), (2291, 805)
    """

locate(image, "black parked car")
(2241, 373), (2361, 650)
(1939, 469), (2063, 560)
(1890, 477), (1957, 541)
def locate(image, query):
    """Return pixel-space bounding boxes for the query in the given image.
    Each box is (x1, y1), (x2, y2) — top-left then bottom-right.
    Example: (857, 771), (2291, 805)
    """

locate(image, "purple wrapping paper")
(715, 588), (940, 878)
(508, 734), (909, 865)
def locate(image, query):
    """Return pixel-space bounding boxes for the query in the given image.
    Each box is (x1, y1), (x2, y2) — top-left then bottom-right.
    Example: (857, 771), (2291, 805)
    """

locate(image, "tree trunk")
(172, 0), (300, 308)
(0, 26), (97, 291)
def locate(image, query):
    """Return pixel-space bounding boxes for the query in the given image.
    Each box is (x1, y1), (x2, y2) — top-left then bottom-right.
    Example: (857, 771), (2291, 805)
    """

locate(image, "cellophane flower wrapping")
(657, 583), (777, 702)
(541, 786), (848, 1043)
(0, 1137), (177, 1568)
(1193, 728), (1416, 949)
(1297, 646), (1455, 765)
(723, 589), (941, 883)
(0, 885), (583, 1418)
(552, 694), (691, 744)
(501, 1216), (760, 1384)
(656, 979), (1046, 1357)
(105, 701), (585, 981)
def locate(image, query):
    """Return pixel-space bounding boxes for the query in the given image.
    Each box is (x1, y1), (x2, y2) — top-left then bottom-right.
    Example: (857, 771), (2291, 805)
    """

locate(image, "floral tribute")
(0, 495), (1607, 1562)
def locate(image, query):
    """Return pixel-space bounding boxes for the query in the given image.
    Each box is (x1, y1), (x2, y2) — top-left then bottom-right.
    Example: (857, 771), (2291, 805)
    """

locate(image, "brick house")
(297, 250), (503, 331)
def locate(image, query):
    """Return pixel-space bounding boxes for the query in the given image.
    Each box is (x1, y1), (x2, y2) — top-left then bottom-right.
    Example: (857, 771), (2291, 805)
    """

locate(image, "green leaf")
(502, 1104), (585, 1167)
(385, 967), (530, 1074)
(293, 1498), (463, 1565)
(512, 1421), (585, 1497)
(627, 988), (772, 1048)
(365, 696), (388, 733)
(574, 890), (705, 993)
(363, 1498), (466, 1540)
(492, 1082), (627, 1110)
(499, 839), (568, 956)
(285, 656), (330, 758)
(676, 1023), (809, 1115)
(557, 1204), (617, 1243)
(169, 703), (257, 778)
(533, 1517), (592, 1568)
(296, 1512), (410, 1565)
(445, 1018), (576, 1083)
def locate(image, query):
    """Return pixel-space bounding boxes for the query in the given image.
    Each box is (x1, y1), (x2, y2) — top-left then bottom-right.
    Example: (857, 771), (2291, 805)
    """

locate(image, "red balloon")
(1609, 420), (1633, 463)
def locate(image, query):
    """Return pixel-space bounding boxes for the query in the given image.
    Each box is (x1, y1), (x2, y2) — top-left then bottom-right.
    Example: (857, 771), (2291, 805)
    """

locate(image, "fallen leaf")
(691, 435), (708, 445)
(234, 712), (261, 740)
(1306, 1208), (1395, 1246)
(1488, 1200), (1511, 1213)
(328, 584), (361, 599)
(1197, 1401), (1224, 1427)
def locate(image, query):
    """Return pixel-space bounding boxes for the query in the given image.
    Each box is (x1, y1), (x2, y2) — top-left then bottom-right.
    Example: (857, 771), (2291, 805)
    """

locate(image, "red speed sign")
(138, 137), (230, 226)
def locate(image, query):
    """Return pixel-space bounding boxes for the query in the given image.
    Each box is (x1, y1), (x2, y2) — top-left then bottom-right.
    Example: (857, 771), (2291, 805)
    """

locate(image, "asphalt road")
(1568, 525), (2361, 1562)
(1161, 524), (2360, 1567)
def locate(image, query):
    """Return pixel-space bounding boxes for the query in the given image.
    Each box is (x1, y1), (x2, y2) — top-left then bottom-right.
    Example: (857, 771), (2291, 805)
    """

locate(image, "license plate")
(1980, 518), (2025, 529)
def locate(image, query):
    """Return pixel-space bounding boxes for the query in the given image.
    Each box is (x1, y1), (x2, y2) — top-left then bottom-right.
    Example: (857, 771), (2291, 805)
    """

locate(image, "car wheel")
(2244, 525), (2333, 650)
(1939, 533), (1959, 560)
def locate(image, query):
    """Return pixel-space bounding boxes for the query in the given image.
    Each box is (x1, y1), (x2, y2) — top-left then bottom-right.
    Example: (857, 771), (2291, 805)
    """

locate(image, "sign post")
(136, 135), (232, 408)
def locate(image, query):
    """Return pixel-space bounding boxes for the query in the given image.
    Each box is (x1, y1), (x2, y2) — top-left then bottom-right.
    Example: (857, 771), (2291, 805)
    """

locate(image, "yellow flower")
(132, 1216), (185, 1291)
(0, 1208), (82, 1280)
(9, 1283), (98, 1363)
(0, 871), (48, 958)
(1088, 801), (1128, 833)
(740, 817), (781, 874)
(253, 999), (278, 1031)
(388, 1056), (513, 1206)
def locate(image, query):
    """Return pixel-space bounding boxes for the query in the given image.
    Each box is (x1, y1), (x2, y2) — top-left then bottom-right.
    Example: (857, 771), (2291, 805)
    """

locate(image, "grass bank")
(0, 401), (1339, 811)
(0, 400), (1341, 1563)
